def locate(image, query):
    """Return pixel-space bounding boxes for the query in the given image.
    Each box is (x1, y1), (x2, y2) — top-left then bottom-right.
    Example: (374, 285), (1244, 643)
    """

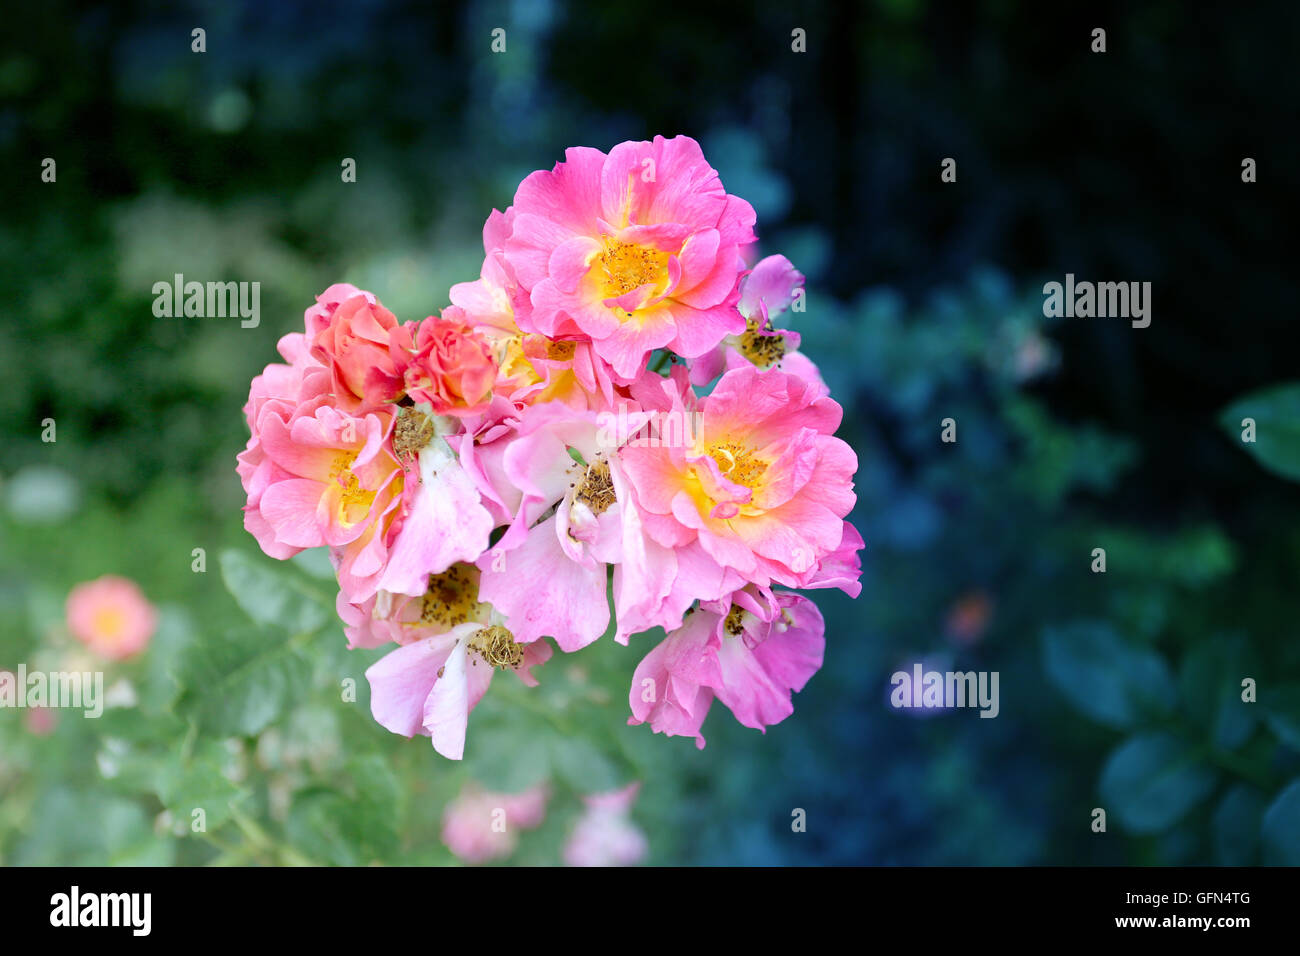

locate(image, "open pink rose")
(502, 135), (756, 380)
(628, 585), (825, 748)
(65, 575), (157, 661)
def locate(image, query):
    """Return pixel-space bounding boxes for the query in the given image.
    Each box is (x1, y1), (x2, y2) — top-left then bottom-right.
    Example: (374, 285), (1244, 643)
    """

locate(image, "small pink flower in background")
(564, 782), (648, 867)
(0, 670), (59, 734)
(946, 590), (993, 646)
(441, 782), (548, 864)
(65, 575), (157, 661)
(1013, 328), (1057, 382)
(24, 705), (58, 736)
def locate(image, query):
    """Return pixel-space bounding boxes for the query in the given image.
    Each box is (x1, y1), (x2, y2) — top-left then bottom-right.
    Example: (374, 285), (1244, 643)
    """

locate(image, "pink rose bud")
(400, 311), (498, 416)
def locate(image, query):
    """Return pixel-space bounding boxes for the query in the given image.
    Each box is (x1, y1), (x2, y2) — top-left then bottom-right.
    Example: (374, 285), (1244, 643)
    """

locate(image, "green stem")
(229, 805), (319, 867)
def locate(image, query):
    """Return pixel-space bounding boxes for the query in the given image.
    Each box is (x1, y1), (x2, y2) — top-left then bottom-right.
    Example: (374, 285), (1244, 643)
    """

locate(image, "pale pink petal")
(365, 634), (458, 737)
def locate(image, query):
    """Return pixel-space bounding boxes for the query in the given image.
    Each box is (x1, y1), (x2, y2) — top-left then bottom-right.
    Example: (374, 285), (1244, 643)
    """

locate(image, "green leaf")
(1219, 382), (1300, 481)
(1043, 621), (1175, 729)
(14, 787), (165, 865)
(220, 549), (330, 634)
(94, 724), (177, 795)
(137, 606), (194, 716)
(286, 756), (400, 865)
(1262, 682), (1300, 752)
(154, 739), (247, 832)
(176, 626), (312, 736)
(1262, 778), (1300, 865)
(1099, 733), (1217, 834)
(1212, 785), (1265, 865)
(1178, 638), (1256, 750)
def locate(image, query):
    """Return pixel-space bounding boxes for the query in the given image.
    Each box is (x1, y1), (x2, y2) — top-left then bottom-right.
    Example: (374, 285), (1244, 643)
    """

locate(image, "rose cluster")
(238, 135), (862, 759)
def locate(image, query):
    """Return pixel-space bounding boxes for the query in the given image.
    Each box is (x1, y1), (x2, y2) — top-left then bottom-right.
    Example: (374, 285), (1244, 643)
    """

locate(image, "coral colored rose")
(310, 291), (402, 408)
(502, 135), (756, 380)
(441, 782), (548, 864)
(304, 282), (372, 337)
(65, 576), (157, 661)
(393, 312), (497, 417)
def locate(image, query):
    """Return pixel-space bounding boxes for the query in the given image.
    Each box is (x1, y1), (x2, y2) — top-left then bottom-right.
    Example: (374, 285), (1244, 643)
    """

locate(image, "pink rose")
(65, 576), (157, 661)
(398, 312), (497, 416)
(440, 783), (549, 863)
(311, 292), (402, 409)
(564, 783), (648, 867)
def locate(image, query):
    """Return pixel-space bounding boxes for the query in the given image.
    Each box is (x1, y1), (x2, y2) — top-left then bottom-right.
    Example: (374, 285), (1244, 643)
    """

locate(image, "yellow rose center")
(596, 238), (670, 306)
(419, 564), (487, 629)
(329, 450), (388, 525)
(547, 339), (576, 361)
(737, 317), (787, 368)
(707, 441), (768, 490)
(723, 604), (747, 637)
(91, 606), (127, 641)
